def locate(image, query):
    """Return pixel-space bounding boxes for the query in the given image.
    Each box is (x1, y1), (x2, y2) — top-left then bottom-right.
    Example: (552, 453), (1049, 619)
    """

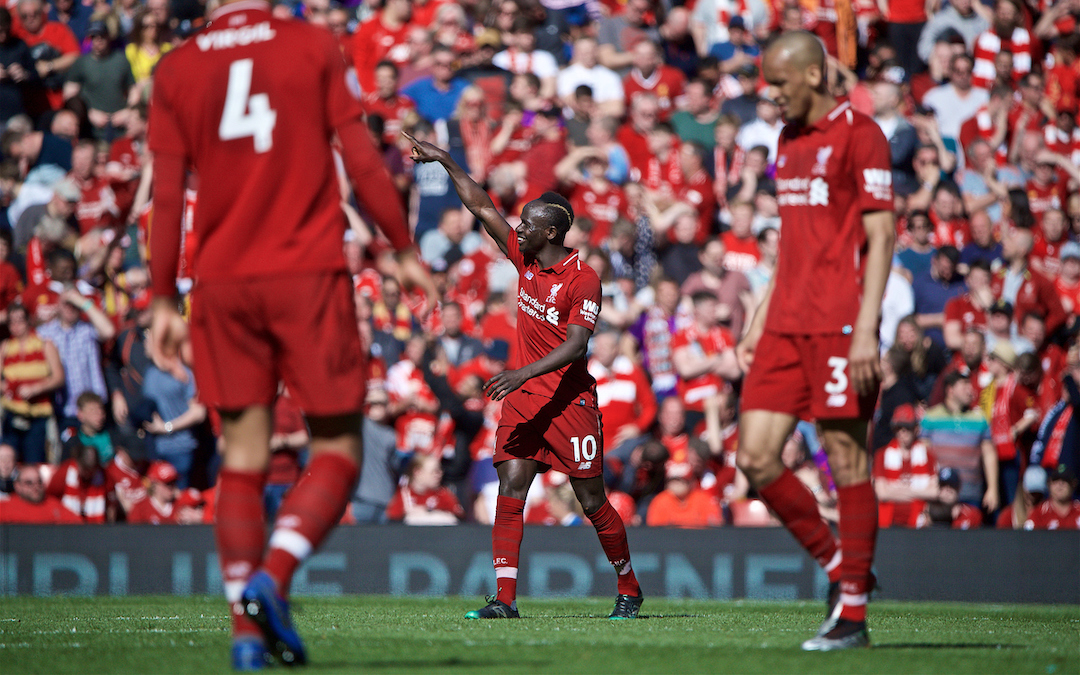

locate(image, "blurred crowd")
(0, 0), (1078, 530)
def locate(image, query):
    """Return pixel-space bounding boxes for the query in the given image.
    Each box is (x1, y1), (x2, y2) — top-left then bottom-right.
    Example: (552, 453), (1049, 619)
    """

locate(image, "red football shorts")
(741, 331), (877, 421)
(189, 271), (365, 416)
(494, 389), (604, 478)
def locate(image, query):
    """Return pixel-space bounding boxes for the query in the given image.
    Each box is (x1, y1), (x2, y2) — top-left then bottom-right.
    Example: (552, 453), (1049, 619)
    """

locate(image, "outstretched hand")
(402, 131), (449, 164)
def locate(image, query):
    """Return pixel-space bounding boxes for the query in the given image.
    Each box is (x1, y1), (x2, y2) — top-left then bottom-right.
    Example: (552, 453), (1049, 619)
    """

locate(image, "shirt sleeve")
(852, 116), (894, 212)
(566, 268), (602, 330)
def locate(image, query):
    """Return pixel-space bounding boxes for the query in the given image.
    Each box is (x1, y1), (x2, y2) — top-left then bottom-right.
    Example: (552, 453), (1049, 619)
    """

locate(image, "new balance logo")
(826, 394), (848, 408)
(577, 461), (592, 470)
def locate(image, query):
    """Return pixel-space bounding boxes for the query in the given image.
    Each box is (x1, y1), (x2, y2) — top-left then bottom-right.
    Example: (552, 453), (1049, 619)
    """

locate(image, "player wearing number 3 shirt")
(146, 1), (436, 669)
(734, 32), (896, 652)
(406, 131), (644, 622)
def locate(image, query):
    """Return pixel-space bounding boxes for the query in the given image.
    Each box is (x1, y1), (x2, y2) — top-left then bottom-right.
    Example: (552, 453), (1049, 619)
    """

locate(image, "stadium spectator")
(992, 227), (1068, 337)
(63, 19), (135, 141)
(493, 18), (558, 101)
(352, 0), (413, 93)
(419, 207), (482, 266)
(925, 466), (985, 529)
(141, 361), (205, 490)
(0, 8), (33, 124)
(971, 0), (1032, 90)
(917, 0), (989, 62)
(622, 40), (684, 120)
(62, 391), (114, 464)
(387, 444), (465, 525)
(12, 0), (79, 116)
(103, 429), (146, 519)
(922, 53), (988, 147)
(645, 460), (722, 527)
(12, 178), (79, 255)
(354, 384), (399, 524)
(403, 46), (469, 123)
(874, 404), (940, 528)
(912, 245), (966, 347)
(175, 486), (206, 524)
(45, 441), (107, 522)
(943, 261), (993, 351)
(589, 328), (657, 453)
(922, 370), (999, 515)
(37, 286), (114, 421)
(557, 37), (624, 118)
(126, 459), (178, 524)
(1, 303), (63, 463)
(0, 462), (80, 522)
(1024, 465), (1080, 530)
(681, 240), (752, 339)
(0, 442), (15, 492)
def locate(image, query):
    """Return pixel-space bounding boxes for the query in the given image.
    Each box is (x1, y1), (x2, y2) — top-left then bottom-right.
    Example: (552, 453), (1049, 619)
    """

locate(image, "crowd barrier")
(1, 525), (1076, 603)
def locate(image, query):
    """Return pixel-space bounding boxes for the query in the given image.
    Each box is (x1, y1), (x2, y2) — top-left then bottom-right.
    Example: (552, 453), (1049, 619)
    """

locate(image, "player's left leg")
(801, 418), (876, 652)
(570, 475), (643, 619)
(246, 413), (362, 665)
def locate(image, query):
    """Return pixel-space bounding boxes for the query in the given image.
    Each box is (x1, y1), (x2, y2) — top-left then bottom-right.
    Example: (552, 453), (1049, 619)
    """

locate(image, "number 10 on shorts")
(571, 435), (597, 462)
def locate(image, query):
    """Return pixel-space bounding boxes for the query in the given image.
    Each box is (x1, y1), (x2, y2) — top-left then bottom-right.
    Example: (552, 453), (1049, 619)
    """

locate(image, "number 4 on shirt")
(219, 58), (277, 153)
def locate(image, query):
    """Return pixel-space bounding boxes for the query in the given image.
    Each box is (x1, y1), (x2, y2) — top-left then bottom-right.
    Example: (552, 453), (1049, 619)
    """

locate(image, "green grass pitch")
(1, 596), (1077, 674)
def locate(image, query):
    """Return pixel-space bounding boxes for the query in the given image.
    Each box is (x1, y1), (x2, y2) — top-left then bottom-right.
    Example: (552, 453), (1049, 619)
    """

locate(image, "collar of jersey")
(211, 0), (271, 22)
(530, 249), (581, 275)
(801, 100), (851, 134)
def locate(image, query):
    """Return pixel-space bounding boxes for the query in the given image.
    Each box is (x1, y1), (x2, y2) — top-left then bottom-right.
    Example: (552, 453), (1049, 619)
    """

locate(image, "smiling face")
(762, 40), (821, 126)
(517, 202), (559, 255)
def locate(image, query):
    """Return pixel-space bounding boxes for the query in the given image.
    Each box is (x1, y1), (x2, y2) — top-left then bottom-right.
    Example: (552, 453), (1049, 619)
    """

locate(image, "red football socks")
(262, 452), (359, 595)
(836, 481), (878, 622)
(588, 500), (641, 597)
(492, 495), (525, 607)
(758, 468), (842, 583)
(215, 468), (266, 637)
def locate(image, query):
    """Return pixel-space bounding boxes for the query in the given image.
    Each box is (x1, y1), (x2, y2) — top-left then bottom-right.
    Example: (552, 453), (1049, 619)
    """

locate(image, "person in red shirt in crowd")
(386, 453), (465, 524)
(127, 460), (179, 524)
(617, 93), (659, 180)
(104, 431), (147, 519)
(735, 32), (895, 651)
(408, 132), (645, 620)
(622, 40), (685, 121)
(352, 0), (413, 93)
(928, 182), (970, 250)
(721, 200), (762, 273)
(971, 0), (1032, 90)
(943, 261), (994, 351)
(1009, 72), (1052, 136)
(639, 122), (683, 202)
(677, 141), (717, 245)
(1020, 312), (1068, 410)
(992, 351), (1043, 505)
(1024, 465), (1080, 530)
(930, 328), (992, 406)
(588, 329), (657, 453)
(925, 466), (985, 529)
(874, 405), (940, 528)
(1055, 242), (1080, 321)
(11, 0), (79, 115)
(645, 461), (723, 527)
(0, 463), (82, 523)
(1030, 209), (1070, 278)
(559, 146), (631, 248)
(386, 334), (441, 457)
(363, 61), (417, 148)
(991, 227), (1068, 337)
(681, 239), (753, 339)
(148, 1), (435, 667)
(175, 486), (207, 524)
(0, 231), (22, 320)
(46, 442), (108, 523)
(958, 85), (1012, 167)
(70, 140), (121, 235)
(672, 290), (741, 433)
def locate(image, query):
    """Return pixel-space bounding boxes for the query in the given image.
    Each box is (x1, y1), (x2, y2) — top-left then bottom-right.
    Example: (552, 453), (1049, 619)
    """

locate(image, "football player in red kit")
(735, 32), (895, 651)
(405, 131), (644, 621)
(147, 0), (435, 669)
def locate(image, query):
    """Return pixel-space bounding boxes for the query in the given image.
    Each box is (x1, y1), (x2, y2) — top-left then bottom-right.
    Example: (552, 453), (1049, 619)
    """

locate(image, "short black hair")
(537, 191), (574, 242)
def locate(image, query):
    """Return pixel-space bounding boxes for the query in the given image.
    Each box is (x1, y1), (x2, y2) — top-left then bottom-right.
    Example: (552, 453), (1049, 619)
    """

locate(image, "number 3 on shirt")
(219, 59), (277, 153)
(824, 357), (849, 395)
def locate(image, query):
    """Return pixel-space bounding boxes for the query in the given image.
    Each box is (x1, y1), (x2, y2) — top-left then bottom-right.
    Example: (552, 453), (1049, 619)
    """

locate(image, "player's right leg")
(736, 409), (843, 631)
(216, 406), (275, 671)
(466, 457), (539, 619)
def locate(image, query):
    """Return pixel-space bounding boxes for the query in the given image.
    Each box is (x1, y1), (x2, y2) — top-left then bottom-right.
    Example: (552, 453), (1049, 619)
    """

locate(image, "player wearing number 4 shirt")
(406, 131), (644, 622)
(146, 1), (436, 670)
(735, 32), (896, 652)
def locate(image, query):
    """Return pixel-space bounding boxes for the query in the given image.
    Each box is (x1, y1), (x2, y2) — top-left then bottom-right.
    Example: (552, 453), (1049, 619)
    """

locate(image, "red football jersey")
(943, 293), (988, 334)
(569, 182), (630, 248)
(1024, 500), (1080, 530)
(362, 92), (416, 147)
(768, 101), (893, 334)
(148, 1), (410, 297)
(127, 497), (177, 524)
(873, 440), (938, 528)
(1055, 277), (1080, 317)
(671, 322), (735, 412)
(1027, 179), (1066, 229)
(351, 17), (412, 93)
(623, 66), (686, 119)
(507, 236), (601, 403)
(721, 231), (760, 273)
